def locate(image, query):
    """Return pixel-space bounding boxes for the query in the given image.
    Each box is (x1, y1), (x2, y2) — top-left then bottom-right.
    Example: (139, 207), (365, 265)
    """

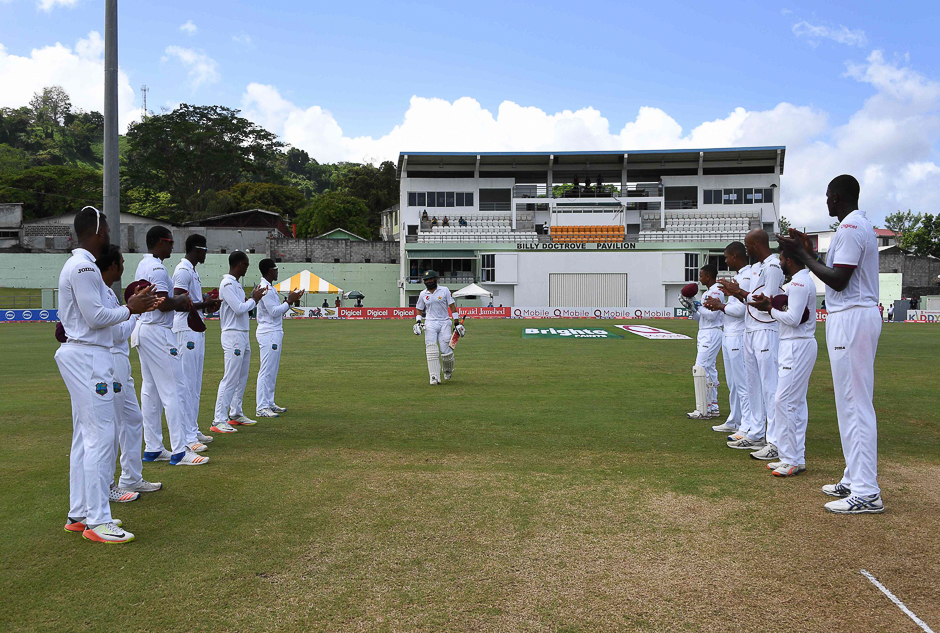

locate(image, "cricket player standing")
(749, 249), (817, 477)
(135, 226), (209, 466)
(704, 242), (752, 435)
(681, 264), (724, 420)
(97, 245), (162, 500)
(413, 270), (464, 385)
(720, 230), (784, 458)
(172, 234), (221, 445)
(211, 251), (267, 433)
(779, 174), (884, 513)
(56, 207), (160, 543)
(254, 259), (303, 418)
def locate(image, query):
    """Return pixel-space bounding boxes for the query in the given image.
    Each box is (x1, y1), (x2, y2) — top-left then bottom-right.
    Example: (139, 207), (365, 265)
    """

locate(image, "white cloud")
(792, 21), (867, 47)
(242, 51), (940, 230)
(179, 20), (198, 36)
(0, 32), (138, 131)
(37, 0), (79, 11)
(232, 34), (252, 46)
(162, 45), (219, 90)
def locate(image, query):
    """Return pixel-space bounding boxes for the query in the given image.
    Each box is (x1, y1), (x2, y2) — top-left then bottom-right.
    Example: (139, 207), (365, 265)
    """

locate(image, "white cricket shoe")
(750, 443), (778, 461)
(430, 376), (440, 385)
(123, 479), (162, 493)
(83, 522), (135, 543)
(65, 517), (122, 533)
(229, 414), (257, 426)
(686, 410), (713, 420)
(170, 447), (210, 466)
(443, 371), (452, 381)
(772, 463), (806, 477)
(210, 421), (237, 433)
(711, 423), (737, 433)
(271, 404), (287, 413)
(256, 408), (280, 418)
(825, 494), (884, 514)
(822, 483), (851, 498)
(727, 437), (766, 450)
(766, 461), (783, 470)
(142, 448), (172, 462)
(187, 441), (208, 453)
(108, 484), (140, 503)
(196, 431), (213, 444)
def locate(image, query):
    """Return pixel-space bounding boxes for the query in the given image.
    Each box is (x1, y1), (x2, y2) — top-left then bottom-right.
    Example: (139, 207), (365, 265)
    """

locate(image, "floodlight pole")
(104, 0), (121, 292)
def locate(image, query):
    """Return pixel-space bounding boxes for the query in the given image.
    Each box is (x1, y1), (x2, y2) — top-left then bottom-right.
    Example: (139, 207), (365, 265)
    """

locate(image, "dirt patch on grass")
(234, 453), (940, 632)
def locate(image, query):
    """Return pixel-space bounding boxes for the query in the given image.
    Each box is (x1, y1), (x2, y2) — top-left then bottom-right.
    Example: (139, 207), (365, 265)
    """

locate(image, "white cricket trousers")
(742, 329), (779, 442)
(54, 343), (116, 527)
(176, 330), (205, 439)
(111, 352), (144, 488)
(828, 306), (882, 497)
(721, 334), (749, 431)
(695, 328), (722, 412)
(214, 330), (251, 423)
(256, 330), (284, 411)
(137, 324), (189, 455)
(774, 338), (817, 467)
(424, 319), (453, 348)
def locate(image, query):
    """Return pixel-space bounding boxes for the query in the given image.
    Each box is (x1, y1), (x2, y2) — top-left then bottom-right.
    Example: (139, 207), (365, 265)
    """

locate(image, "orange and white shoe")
(170, 447), (210, 466)
(772, 463), (806, 477)
(83, 522), (135, 543)
(109, 484), (140, 503)
(229, 415), (257, 426)
(210, 421), (238, 433)
(187, 441), (208, 453)
(65, 517), (122, 533)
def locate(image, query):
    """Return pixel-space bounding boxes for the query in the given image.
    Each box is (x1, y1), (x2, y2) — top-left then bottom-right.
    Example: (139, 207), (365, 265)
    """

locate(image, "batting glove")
(456, 324), (466, 337)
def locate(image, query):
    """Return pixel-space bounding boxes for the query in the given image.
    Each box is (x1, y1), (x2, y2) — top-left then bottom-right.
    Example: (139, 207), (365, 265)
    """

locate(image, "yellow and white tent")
(274, 270), (342, 294)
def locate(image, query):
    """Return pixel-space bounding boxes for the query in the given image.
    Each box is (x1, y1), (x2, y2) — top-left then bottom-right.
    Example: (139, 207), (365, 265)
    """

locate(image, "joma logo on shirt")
(841, 224), (858, 229)
(77, 267), (95, 273)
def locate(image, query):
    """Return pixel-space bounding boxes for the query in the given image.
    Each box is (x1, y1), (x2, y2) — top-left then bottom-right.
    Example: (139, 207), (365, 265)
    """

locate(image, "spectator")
(431, 216), (439, 227)
(335, 296), (341, 308)
(421, 210), (429, 222)
(487, 299), (494, 307)
(442, 216), (450, 227)
(355, 298), (363, 307)
(821, 299), (826, 310)
(458, 216), (467, 227)
(878, 303), (884, 320)
(888, 304), (894, 321)
(321, 298), (329, 308)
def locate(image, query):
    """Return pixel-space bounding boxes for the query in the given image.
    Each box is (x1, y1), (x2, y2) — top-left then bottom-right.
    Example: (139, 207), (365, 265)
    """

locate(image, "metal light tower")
(141, 85), (148, 120)
(103, 0), (120, 290)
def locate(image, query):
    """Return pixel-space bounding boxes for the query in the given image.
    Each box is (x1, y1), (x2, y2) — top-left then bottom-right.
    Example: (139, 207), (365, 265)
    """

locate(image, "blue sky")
(1, 0), (939, 228)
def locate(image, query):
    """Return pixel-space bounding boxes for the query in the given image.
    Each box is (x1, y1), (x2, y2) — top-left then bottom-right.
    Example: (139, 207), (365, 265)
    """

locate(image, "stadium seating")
(417, 213), (537, 243)
(637, 211), (761, 242)
(550, 225), (626, 243)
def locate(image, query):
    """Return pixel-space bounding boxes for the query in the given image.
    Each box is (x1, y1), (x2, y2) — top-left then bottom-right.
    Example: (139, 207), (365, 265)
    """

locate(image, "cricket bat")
(448, 315), (466, 349)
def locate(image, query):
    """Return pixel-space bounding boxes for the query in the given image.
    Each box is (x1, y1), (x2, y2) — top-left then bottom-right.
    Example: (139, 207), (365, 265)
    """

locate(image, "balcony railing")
(478, 202), (511, 212)
(511, 182), (663, 199)
(664, 200), (698, 210)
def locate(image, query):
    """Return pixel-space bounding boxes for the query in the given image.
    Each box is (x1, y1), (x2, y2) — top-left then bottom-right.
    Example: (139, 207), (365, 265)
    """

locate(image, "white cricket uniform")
(213, 274), (255, 423)
(825, 210), (882, 496)
(771, 269), (818, 467)
(134, 254), (190, 455)
(417, 285), (455, 348)
(255, 278), (292, 411)
(172, 258), (205, 439)
(106, 288), (144, 488)
(54, 248), (129, 527)
(721, 265), (751, 431)
(692, 282), (724, 413)
(741, 255), (784, 443)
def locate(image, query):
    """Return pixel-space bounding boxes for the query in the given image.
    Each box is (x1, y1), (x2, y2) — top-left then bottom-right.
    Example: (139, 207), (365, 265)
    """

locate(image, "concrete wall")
(270, 238), (399, 264)
(0, 253), (401, 306)
(879, 249), (940, 287)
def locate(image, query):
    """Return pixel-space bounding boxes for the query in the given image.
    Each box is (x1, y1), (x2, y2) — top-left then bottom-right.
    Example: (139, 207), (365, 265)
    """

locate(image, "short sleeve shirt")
(416, 286), (454, 321)
(824, 210), (879, 312)
(172, 258), (202, 333)
(135, 254), (173, 327)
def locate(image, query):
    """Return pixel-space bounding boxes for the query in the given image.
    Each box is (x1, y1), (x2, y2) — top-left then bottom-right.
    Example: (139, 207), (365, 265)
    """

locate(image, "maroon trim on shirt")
(833, 264), (857, 269)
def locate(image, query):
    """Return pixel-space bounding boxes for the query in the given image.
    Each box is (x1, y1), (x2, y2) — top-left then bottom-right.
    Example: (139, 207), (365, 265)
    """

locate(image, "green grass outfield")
(1, 318), (938, 632)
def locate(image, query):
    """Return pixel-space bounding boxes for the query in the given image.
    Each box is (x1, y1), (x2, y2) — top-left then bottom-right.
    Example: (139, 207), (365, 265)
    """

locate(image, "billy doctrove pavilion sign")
(523, 327), (623, 339)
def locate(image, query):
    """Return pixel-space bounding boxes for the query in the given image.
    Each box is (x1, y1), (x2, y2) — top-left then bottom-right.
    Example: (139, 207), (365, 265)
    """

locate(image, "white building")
(397, 148), (785, 308)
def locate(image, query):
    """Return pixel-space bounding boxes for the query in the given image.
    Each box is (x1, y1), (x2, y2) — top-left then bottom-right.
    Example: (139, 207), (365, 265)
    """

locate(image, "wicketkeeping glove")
(677, 294), (693, 310)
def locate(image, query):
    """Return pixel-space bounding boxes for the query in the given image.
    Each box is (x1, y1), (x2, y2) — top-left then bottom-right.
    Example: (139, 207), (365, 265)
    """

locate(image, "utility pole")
(104, 0), (121, 293)
(141, 85), (148, 120)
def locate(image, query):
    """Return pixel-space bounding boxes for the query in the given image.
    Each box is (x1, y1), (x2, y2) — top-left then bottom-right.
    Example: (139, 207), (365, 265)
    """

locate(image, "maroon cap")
(187, 309), (207, 333)
(771, 294), (788, 311)
(681, 283), (699, 298)
(124, 279), (152, 303)
(54, 321), (67, 343)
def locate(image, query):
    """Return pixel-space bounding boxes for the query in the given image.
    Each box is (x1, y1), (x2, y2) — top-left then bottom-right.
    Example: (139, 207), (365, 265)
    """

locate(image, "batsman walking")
(413, 270), (465, 385)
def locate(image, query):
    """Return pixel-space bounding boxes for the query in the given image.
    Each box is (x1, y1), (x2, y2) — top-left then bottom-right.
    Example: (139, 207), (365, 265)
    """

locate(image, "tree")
(296, 191), (372, 239)
(285, 147), (310, 175)
(884, 210), (922, 244)
(901, 214), (940, 258)
(829, 220), (841, 231)
(330, 160), (397, 235)
(124, 104), (284, 215)
(227, 182), (305, 216)
(778, 216), (791, 233)
(0, 165), (102, 219)
(29, 86), (72, 140)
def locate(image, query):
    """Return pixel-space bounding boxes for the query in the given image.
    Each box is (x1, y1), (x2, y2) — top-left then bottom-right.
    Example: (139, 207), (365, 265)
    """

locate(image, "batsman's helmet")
(423, 270), (439, 281)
